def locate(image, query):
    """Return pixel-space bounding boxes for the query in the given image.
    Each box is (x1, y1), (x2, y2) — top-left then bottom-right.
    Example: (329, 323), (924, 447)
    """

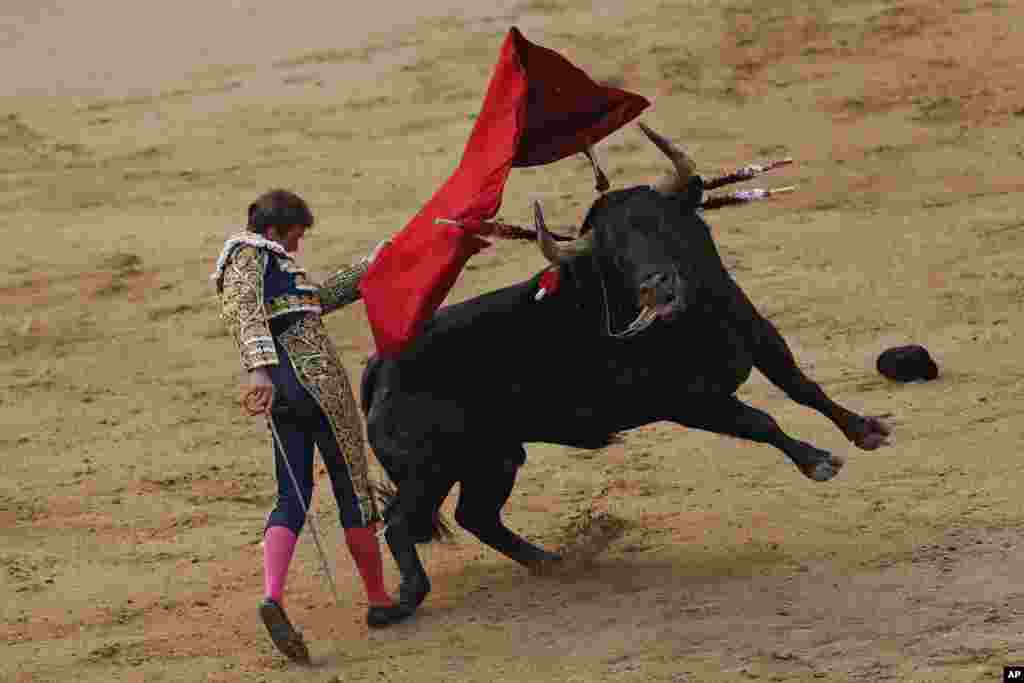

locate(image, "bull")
(360, 123), (892, 619)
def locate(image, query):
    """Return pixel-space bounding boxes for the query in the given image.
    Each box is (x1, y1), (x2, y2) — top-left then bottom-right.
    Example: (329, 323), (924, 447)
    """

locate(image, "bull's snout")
(638, 272), (685, 311)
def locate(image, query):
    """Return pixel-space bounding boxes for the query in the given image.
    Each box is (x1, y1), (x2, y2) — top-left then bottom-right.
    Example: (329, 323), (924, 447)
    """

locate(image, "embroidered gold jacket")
(212, 231), (368, 371)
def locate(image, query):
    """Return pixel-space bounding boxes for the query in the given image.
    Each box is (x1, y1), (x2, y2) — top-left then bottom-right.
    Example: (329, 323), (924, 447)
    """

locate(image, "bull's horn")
(637, 121), (696, 196)
(534, 200), (593, 264)
(584, 146), (611, 193)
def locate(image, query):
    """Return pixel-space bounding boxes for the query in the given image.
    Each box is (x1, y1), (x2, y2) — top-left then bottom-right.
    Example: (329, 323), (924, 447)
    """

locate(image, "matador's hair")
(247, 189), (314, 234)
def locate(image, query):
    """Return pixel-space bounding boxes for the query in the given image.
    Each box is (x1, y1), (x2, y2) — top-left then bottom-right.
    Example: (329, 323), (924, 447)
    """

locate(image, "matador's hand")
(242, 367), (275, 416)
(366, 238), (391, 265)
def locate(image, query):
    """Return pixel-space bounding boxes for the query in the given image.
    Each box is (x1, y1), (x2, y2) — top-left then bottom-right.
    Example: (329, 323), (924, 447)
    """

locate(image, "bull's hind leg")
(383, 520), (430, 615)
(382, 469), (457, 616)
(672, 396), (845, 482)
(455, 448), (562, 572)
(366, 393), (463, 617)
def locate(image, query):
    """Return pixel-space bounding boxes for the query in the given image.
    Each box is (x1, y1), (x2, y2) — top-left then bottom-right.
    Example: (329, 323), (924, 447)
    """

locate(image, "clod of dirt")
(86, 643), (121, 662)
(553, 507), (631, 571)
(100, 252), (143, 273)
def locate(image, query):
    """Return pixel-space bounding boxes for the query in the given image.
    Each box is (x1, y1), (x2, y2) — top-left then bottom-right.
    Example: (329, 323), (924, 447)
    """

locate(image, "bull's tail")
(371, 480), (455, 543)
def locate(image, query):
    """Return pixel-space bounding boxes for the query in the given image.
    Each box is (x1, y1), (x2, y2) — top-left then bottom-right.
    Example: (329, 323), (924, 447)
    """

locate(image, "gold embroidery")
(267, 293), (322, 319)
(219, 246), (279, 370)
(279, 315), (379, 524)
(319, 261), (369, 316)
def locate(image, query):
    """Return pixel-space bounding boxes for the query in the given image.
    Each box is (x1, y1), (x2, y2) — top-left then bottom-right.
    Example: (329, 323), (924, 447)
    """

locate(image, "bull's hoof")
(366, 603), (414, 628)
(398, 574), (431, 612)
(852, 415), (892, 451)
(798, 452), (845, 482)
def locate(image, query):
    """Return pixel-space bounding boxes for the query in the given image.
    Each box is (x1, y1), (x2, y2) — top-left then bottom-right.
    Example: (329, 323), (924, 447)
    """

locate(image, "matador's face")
(269, 224), (308, 254)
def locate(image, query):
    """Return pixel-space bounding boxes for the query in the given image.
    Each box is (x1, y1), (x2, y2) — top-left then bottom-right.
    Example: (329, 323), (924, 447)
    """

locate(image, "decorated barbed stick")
(699, 185), (796, 210)
(435, 186), (796, 241)
(703, 158), (794, 190)
(434, 217), (575, 241)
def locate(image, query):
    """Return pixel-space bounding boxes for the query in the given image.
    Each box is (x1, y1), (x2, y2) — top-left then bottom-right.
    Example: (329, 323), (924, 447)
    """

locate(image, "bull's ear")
(637, 122), (696, 196)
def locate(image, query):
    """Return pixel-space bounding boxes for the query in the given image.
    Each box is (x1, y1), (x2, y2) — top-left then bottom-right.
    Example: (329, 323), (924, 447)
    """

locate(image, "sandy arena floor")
(3, 1), (1024, 681)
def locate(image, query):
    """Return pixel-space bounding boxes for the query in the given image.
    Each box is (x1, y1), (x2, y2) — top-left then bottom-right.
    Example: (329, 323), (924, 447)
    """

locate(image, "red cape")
(358, 27), (649, 358)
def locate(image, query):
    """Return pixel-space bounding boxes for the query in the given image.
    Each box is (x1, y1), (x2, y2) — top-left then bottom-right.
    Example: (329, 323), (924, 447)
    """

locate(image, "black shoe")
(366, 603), (413, 628)
(258, 598), (311, 665)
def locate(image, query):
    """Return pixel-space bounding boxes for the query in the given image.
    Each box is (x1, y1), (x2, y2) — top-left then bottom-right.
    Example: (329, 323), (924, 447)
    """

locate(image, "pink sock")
(263, 526), (298, 604)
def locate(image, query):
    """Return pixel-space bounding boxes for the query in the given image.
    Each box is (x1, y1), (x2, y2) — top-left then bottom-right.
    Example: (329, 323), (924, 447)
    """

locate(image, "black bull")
(359, 127), (891, 620)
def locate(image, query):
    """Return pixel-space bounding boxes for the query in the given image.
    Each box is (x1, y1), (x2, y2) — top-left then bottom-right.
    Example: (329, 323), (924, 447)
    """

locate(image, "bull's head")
(534, 123), (699, 337)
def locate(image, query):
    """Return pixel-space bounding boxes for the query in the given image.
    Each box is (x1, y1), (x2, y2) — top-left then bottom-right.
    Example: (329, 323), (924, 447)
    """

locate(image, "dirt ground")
(3, 0), (1024, 681)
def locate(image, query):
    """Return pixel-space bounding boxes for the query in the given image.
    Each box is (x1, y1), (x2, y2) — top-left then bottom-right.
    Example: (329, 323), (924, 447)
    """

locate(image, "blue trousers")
(264, 341), (364, 533)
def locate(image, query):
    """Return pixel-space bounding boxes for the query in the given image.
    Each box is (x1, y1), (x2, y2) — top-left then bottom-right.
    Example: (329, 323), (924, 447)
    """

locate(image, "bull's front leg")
(748, 313), (891, 450)
(721, 273), (891, 450)
(671, 395), (845, 481)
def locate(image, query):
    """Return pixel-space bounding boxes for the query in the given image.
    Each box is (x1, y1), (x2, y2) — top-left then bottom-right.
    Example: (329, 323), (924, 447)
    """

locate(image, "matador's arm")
(219, 245), (279, 370)
(317, 259), (370, 316)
